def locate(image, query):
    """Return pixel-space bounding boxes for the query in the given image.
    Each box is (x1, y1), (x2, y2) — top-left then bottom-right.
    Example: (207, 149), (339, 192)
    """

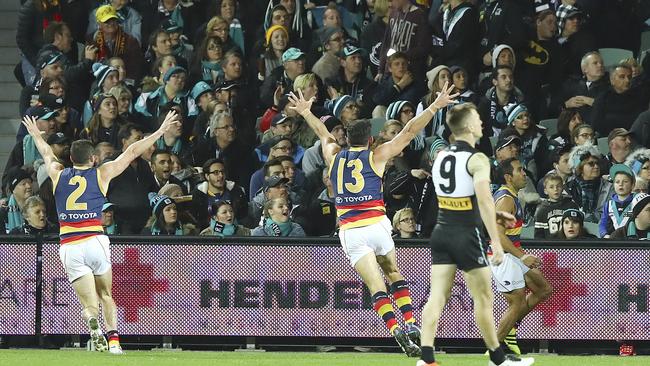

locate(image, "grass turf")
(0, 350), (649, 366)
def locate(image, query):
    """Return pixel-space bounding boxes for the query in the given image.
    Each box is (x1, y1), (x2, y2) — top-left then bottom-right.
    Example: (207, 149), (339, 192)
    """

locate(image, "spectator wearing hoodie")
(478, 65), (524, 141)
(611, 193), (650, 239)
(499, 103), (548, 181)
(556, 5), (597, 78)
(416, 65), (451, 138)
(372, 52), (426, 115)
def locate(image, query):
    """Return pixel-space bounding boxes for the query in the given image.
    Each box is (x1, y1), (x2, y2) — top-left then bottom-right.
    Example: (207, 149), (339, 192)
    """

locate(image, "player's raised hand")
(158, 110), (180, 133)
(430, 81), (460, 110)
(288, 89), (314, 116)
(22, 115), (42, 138)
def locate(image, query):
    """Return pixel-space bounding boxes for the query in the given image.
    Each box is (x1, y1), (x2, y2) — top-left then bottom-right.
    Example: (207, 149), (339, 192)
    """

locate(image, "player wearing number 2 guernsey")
(22, 111), (180, 356)
(289, 85), (458, 358)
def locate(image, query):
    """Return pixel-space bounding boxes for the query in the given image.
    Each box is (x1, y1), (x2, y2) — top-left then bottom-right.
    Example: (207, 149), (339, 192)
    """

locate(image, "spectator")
(143, 194), (196, 235)
(431, 0), (479, 79)
(291, 168), (337, 236)
(326, 95), (360, 126)
(154, 104), (190, 160)
(141, 0), (197, 46)
(108, 84), (134, 123)
(517, 9), (562, 119)
(377, 0), (431, 78)
(87, 0), (142, 45)
(91, 5), (143, 80)
(591, 64), (647, 136)
(478, 0), (527, 69)
(20, 92), (82, 142)
(386, 101), (415, 126)
(0, 168), (34, 233)
(490, 134), (521, 189)
(260, 47), (306, 108)
(261, 113), (294, 143)
(556, 51), (607, 120)
(193, 100), (228, 142)
(190, 35), (224, 85)
(378, 120), (403, 140)
(478, 66), (524, 140)
(251, 139), (303, 198)
(150, 150), (187, 194)
(80, 94), (125, 147)
(144, 29), (187, 77)
(19, 50), (64, 116)
(202, 15), (241, 54)
(611, 193), (650, 239)
(206, 0), (245, 55)
(534, 174), (579, 239)
(312, 27), (345, 82)
(625, 149), (650, 182)
(251, 197), (306, 236)
(359, 0), (389, 76)
(554, 208), (595, 239)
(449, 65), (479, 105)
(162, 19), (194, 65)
(600, 164), (636, 238)
(325, 45), (375, 117)
(392, 207), (418, 239)
(292, 73), (326, 118)
(302, 115), (347, 177)
(556, 5), (597, 78)
(141, 54), (178, 93)
(417, 65), (451, 137)
(500, 103), (548, 181)
(548, 108), (582, 150)
(46, 132), (71, 167)
(191, 158), (248, 229)
(106, 124), (156, 234)
(101, 202), (119, 235)
(82, 63), (121, 124)
(476, 44), (516, 95)
(135, 66), (198, 129)
(564, 144), (609, 222)
(537, 145), (573, 197)
(247, 175), (291, 227)
(255, 25), (289, 81)
(200, 200), (251, 236)
(4, 107), (57, 178)
(604, 128), (633, 170)
(95, 142), (115, 165)
(372, 52), (425, 113)
(570, 123), (595, 146)
(107, 57), (130, 85)
(8, 196), (56, 235)
(189, 112), (254, 187)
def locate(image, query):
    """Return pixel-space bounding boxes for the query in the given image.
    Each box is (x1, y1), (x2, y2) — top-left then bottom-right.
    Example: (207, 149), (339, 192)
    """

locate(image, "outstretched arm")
(22, 115), (64, 180)
(373, 82), (459, 166)
(99, 111), (180, 184)
(288, 90), (341, 165)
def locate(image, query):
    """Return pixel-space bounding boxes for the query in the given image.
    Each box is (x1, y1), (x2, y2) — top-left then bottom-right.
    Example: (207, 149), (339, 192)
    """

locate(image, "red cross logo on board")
(112, 248), (169, 323)
(536, 252), (587, 326)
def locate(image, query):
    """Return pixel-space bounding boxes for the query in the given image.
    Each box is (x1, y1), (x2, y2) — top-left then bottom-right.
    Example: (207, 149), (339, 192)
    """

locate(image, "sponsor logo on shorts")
(438, 196), (472, 211)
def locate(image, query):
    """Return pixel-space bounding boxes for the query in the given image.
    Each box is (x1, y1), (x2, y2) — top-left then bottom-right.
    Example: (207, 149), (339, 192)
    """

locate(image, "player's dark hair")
(151, 149), (171, 163)
(491, 65), (513, 81)
(498, 157), (519, 179)
(264, 157), (284, 177)
(70, 140), (95, 165)
(346, 119), (372, 146)
(446, 103), (477, 134)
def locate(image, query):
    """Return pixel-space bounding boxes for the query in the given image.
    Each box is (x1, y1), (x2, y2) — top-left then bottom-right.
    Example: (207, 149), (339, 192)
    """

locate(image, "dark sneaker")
(87, 318), (108, 352)
(394, 328), (421, 357)
(406, 323), (421, 346)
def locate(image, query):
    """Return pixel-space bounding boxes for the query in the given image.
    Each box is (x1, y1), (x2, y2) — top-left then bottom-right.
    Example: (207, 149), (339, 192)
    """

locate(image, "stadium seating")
(597, 137), (609, 156)
(598, 48), (634, 69)
(539, 118), (558, 136)
(641, 30), (650, 53)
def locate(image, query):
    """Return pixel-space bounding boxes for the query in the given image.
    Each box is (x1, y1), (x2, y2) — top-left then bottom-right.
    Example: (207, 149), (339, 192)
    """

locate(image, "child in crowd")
(600, 164), (636, 238)
(534, 174), (579, 239)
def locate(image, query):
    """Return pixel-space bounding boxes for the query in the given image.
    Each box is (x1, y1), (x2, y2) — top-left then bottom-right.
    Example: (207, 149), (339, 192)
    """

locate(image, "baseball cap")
(161, 18), (182, 33)
(102, 202), (116, 212)
(495, 135), (522, 151)
(40, 93), (65, 109)
(319, 27), (343, 46)
(320, 115), (343, 132)
(95, 5), (119, 23)
(47, 132), (70, 145)
(562, 209), (585, 223)
(264, 175), (290, 190)
(191, 81), (213, 101)
(565, 7), (584, 19)
(271, 113), (290, 126)
(282, 48), (306, 63)
(338, 45), (365, 59)
(36, 50), (63, 71)
(608, 128), (632, 144)
(609, 163), (635, 181)
(632, 193), (650, 218)
(31, 106), (58, 121)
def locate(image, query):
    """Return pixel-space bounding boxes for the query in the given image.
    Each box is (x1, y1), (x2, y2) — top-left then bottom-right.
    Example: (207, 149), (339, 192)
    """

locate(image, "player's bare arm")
(99, 110), (180, 187)
(470, 153), (504, 266)
(373, 82), (459, 169)
(22, 115), (64, 180)
(288, 90), (340, 166)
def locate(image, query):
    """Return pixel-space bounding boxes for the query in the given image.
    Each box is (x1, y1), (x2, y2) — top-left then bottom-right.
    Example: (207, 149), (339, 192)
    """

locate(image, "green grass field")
(0, 350), (648, 366)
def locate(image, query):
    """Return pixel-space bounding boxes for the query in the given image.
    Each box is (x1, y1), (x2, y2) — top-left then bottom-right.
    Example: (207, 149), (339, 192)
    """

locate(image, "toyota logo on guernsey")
(60, 212), (98, 221)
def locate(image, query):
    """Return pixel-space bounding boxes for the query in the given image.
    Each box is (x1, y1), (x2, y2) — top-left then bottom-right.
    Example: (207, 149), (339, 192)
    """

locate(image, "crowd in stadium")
(2, 0), (650, 239)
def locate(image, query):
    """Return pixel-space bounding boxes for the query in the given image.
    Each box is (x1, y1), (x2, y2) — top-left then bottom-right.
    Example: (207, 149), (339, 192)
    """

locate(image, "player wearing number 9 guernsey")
(417, 104), (534, 366)
(22, 111), (180, 355)
(289, 84), (459, 358)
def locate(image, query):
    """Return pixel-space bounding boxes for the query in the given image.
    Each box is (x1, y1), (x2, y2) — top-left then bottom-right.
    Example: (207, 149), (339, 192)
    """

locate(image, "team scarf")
(6, 195), (24, 234)
(209, 218), (236, 237)
(155, 136), (182, 155)
(263, 218), (292, 236)
(150, 220), (183, 236)
(576, 178), (600, 213)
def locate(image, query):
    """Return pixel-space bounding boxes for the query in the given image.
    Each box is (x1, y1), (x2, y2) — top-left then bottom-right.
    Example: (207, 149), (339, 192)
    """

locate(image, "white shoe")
(87, 318), (108, 352)
(489, 355), (534, 366)
(109, 343), (123, 355)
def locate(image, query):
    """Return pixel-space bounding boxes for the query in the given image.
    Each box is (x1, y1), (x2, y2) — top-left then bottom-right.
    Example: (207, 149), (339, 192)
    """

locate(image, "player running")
(417, 104), (534, 366)
(492, 158), (553, 354)
(22, 111), (180, 354)
(288, 84), (458, 357)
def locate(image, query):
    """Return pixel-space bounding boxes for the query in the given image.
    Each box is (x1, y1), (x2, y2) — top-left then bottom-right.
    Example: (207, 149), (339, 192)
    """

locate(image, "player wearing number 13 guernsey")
(288, 85), (459, 357)
(22, 111), (181, 355)
(417, 104), (534, 366)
